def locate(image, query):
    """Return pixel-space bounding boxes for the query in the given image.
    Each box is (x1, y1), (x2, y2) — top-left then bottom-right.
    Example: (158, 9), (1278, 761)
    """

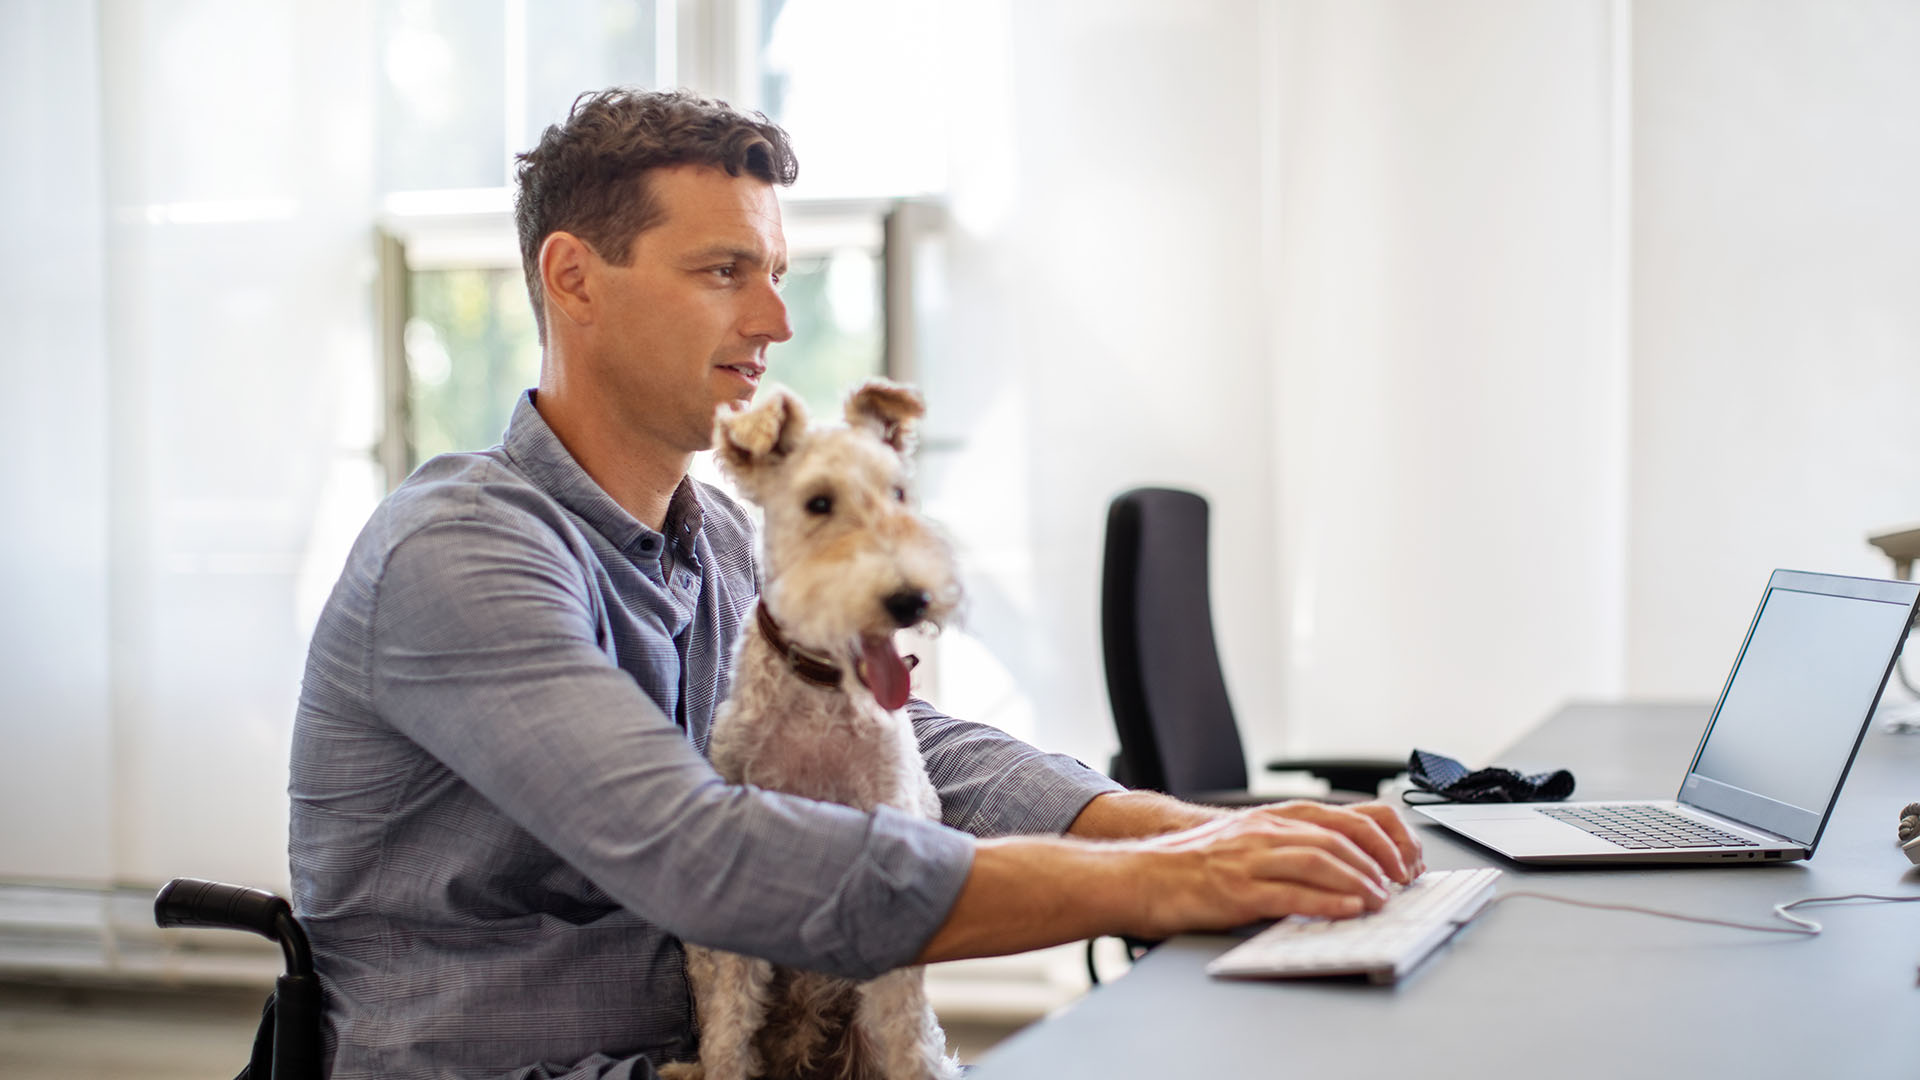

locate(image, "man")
(290, 88), (1422, 1080)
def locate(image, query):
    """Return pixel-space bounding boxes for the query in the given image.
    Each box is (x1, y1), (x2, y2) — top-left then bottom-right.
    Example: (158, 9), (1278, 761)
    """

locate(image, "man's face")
(583, 163), (792, 456)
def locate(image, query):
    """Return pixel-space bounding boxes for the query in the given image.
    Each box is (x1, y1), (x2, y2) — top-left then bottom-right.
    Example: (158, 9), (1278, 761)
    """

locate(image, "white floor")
(0, 979), (1029, 1079)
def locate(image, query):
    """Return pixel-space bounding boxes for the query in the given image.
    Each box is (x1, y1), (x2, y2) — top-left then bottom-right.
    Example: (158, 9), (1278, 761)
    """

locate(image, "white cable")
(1470, 889), (1920, 937)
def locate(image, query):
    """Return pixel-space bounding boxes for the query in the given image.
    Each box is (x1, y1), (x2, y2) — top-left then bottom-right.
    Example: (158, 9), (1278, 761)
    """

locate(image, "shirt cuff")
(797, 804), (975, 978)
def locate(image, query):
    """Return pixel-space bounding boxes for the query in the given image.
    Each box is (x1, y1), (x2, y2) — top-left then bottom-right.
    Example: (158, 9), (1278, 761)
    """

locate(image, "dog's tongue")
(856, 634), (912, 711)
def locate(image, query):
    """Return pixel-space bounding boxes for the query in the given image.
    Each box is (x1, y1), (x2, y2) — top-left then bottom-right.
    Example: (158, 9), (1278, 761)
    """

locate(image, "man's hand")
(1240, 800), (1426, 885)
(1067, 789), (1425, 886)
(915, 799), (1428, 963)
(1126, 806), (1423, 936)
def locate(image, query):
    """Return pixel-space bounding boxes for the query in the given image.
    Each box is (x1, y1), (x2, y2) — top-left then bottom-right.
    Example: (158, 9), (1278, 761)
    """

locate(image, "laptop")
(1415, 569), (1920, 865)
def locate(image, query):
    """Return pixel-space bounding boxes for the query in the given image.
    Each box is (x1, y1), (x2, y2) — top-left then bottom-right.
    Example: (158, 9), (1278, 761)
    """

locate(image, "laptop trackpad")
(1421, 805), (1619, 856)
(1419, 805), (1546, 821)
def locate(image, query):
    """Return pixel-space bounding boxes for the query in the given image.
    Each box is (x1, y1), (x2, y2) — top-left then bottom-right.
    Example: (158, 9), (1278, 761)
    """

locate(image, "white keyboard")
(1206, 867), (1503, 984)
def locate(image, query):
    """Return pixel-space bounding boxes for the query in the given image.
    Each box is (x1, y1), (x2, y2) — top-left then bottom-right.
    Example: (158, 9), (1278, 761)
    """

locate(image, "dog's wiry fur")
(661, 380), (963, 1080)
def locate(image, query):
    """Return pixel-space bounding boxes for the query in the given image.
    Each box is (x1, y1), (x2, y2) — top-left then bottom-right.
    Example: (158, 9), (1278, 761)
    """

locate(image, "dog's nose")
(883, 590), (931, 628)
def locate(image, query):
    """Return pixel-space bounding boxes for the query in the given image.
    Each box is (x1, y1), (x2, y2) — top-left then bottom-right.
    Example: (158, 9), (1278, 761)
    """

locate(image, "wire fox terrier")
(664, 379), (964, 1080)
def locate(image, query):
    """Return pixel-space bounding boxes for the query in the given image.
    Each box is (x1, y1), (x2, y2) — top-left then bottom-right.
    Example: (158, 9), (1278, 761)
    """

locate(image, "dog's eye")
(805, 494), (833, 515)
(892, 486), (907, 503)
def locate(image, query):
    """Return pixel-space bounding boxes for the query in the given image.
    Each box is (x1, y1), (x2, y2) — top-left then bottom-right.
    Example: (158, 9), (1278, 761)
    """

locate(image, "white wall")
(1628, 0), (1920, 701)
(1263, 0), (1628, 764)
(955, 0), (1630, 771)
(984, 0), (1281, 768)
(949, 0), (1920, 773)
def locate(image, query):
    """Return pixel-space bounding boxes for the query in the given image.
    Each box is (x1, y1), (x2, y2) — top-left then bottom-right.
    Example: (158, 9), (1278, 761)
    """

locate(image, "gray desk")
(974, 702), (1920, 1078)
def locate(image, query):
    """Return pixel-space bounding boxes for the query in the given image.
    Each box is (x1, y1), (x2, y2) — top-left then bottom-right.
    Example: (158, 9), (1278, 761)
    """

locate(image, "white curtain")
(2, 0), (116, 886)
(1, 0), (382, 893)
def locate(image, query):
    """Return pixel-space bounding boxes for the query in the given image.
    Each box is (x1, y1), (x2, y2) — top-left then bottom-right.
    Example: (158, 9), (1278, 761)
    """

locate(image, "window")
(370, 1), (1030, 737)
(379, 204), (899, 478)
(376, 0), (669, 204)
(371, 1), (930, 478)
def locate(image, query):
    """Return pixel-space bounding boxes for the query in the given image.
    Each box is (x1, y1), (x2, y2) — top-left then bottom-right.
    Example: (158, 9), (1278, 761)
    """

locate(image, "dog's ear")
(716, 390), (807, 482)
(844, 379), (924, 455)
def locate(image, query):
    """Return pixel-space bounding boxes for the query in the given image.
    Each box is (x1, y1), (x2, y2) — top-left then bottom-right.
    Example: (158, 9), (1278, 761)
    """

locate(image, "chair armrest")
(1263, 757), (1406, 797)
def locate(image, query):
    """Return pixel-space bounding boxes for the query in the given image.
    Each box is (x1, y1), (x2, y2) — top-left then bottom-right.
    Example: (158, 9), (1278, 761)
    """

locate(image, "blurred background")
(4, 0), (1919, 1068)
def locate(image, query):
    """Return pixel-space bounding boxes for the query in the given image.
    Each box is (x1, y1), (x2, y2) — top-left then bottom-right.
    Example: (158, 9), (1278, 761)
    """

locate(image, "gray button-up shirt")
(289, 392), (1118, 1080)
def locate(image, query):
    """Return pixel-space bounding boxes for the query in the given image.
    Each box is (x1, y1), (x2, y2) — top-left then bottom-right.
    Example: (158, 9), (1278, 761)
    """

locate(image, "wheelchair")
(153, 877), (321, 1080)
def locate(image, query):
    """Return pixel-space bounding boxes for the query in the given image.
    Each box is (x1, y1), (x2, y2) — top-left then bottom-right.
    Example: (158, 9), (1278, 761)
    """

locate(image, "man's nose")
(748, 277), (794, 343)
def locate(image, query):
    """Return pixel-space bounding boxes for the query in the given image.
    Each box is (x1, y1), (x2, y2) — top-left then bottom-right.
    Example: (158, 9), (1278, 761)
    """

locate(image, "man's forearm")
(1064, 788), (1226, 840)
(913, 793), (1221, 964)
(913, 835), (1151, 963)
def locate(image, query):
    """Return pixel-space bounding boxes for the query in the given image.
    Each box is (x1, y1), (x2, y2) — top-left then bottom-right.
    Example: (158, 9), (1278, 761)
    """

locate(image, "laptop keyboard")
(1538, 804), (1758, 848)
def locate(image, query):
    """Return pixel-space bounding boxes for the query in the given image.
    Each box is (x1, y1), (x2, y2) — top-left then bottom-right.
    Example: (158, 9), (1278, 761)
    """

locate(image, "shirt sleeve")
(367, 517), (973, 980)
(905, 700), (1124, 838)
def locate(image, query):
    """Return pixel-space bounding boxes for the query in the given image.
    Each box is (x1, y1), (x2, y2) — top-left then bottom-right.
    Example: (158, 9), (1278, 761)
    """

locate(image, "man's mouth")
(717, 361), (764, 384)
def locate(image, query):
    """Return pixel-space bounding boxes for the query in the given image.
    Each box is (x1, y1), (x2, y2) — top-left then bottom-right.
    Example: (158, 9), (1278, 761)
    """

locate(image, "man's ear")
(539, 231), (595, 330)
(844, 378), (924, 454)
(716, 389), (808, 485)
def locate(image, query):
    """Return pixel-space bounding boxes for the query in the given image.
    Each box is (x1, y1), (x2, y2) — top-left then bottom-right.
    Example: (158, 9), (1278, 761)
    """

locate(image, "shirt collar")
(664, 473), (707, 553)
(501, 390), (706, 558)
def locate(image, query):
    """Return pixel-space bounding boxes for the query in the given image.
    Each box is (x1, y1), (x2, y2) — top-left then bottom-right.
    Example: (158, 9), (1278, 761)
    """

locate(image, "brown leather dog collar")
(755, 601), (844, 690)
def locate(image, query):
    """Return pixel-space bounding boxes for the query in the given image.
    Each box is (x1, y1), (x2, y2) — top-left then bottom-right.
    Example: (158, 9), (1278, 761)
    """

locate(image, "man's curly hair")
(513, 88), (798, 343)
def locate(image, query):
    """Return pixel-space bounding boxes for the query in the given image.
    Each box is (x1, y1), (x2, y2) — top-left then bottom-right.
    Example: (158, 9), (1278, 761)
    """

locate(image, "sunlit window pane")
(378, 0), (508, 192)
(524, 0), (661, 150)
(759, 0), (950, 198)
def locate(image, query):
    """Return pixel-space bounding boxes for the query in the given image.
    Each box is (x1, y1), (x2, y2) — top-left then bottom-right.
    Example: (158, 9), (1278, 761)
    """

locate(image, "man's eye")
(711, 265), (736, 280)
(805, 494), (833, 515)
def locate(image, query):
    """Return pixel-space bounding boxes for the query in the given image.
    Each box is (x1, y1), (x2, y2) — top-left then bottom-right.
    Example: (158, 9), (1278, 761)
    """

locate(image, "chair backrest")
(1101, 487), (1251, 798)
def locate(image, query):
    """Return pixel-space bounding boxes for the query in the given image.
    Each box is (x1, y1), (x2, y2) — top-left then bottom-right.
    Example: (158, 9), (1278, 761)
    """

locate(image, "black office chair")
(1101, 487), (1403, 805)
(153, 878), (322, 1080)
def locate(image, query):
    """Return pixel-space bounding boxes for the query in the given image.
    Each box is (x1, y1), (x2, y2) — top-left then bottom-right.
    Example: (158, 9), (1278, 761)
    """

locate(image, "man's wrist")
(1064, 788), (1227, 840)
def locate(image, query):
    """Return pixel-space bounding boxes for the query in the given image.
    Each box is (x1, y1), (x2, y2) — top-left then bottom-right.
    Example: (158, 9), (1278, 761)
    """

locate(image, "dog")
(662, 379), (964, 1080)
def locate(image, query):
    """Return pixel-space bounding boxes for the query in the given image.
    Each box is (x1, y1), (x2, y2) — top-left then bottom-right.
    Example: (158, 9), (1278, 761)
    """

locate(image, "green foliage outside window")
(767, 251), (883, 419)
(406, 268), (542, 467)
(403, 248), (881, 473)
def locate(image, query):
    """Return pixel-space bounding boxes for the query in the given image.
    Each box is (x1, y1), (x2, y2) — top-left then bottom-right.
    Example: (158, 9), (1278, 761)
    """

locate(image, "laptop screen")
(1681, 573), (1918, 846)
